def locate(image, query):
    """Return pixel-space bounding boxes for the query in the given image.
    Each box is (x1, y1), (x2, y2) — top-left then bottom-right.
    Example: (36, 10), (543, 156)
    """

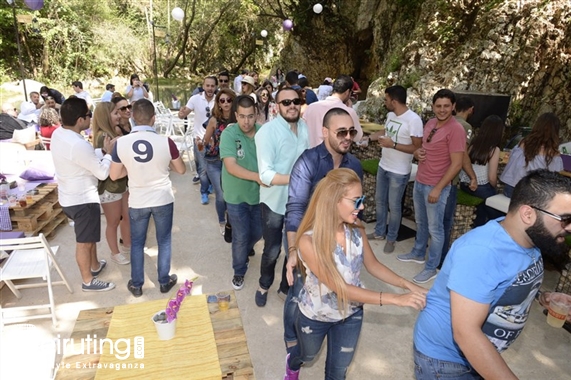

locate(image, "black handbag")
(224, 218), (232, 243)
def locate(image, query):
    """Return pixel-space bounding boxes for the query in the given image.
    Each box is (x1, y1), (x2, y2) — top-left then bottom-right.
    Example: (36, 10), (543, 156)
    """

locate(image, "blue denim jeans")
(374, 166), (411, 242)
(284, 269), (304, 353)
(226, 202), (262, 277)
(503, 184), (514, 198)
(259, 203), (285, 290)
(129, 203), (174, 288)
(411, 182), (451, 271)
(460, 183), (503, 227)
(205, 157), (226, 223)
(440, 184), (458, 267)
(193, 143), (210, 195)
(289, 307), (364, 379)
(414, 346), (483, 380)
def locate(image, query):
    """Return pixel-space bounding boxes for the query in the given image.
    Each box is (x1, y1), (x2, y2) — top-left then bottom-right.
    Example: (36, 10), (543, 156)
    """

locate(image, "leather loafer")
(160, 274), (178, 293)
(127, 280), (143, 297)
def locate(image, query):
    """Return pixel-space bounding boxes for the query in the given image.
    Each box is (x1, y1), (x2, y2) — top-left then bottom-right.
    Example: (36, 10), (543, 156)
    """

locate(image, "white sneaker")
(219, 223), (225, 236)
(111, 253), (130, 265)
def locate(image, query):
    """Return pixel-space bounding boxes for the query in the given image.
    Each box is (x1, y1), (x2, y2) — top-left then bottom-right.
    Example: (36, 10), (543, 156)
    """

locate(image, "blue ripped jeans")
(288, 307), (363, 380)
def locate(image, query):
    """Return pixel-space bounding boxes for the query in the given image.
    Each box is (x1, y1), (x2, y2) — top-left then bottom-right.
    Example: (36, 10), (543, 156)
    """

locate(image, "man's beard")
(526, 218), (570, 270)
(282, 114), (300, 123)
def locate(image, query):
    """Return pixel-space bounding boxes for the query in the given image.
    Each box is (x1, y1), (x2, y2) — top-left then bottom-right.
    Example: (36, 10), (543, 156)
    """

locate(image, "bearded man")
(254, 87), (309, 307)
(412, 169), (571, 380)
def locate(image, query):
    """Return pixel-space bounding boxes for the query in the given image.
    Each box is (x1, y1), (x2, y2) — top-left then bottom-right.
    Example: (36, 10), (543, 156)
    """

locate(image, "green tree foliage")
(0, 0), (283, 84)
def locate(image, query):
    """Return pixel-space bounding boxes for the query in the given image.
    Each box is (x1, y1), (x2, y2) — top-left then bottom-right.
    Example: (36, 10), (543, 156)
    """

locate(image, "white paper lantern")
(171, 7), (184, 22)
(313, 3), (323, 14)
(261, 30), (268, 38)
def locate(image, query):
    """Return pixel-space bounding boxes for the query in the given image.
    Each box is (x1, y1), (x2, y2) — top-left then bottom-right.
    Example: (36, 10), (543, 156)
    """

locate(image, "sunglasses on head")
(334, 128), (358, 139)
(343, 195), (365, 209)
(119, 104), (132, 111)
(219, 98), (232, 104)
(531, 206), (571, 228)
(278, 98), (301, 106)
(426, 127), (438, 143)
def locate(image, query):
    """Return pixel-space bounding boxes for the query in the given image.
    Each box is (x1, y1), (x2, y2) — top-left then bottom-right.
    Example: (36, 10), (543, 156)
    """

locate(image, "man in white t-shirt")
(178, 75), (217, 204)
(110, 99), (186, 297)
(18, 91), (43, 124)
(51, 97), (116, 292)
(72, 81), (93, 109)
(369, 85), (423, 253)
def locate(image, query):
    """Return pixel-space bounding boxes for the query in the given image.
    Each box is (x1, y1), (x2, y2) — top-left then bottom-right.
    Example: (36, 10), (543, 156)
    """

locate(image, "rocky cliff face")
(278, 0), (570, 142)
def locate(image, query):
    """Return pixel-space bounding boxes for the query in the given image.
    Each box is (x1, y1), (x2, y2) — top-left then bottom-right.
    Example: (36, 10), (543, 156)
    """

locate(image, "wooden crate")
(6, 183), (67, 237)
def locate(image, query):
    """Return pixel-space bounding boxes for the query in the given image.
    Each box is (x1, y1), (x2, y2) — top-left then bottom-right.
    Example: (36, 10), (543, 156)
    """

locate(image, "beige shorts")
(99, 190), (124, 204)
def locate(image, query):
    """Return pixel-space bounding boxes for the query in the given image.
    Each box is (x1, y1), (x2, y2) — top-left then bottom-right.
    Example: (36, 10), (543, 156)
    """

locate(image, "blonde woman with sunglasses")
(284, 168), (428, 379)
(91, 102), (131, 265)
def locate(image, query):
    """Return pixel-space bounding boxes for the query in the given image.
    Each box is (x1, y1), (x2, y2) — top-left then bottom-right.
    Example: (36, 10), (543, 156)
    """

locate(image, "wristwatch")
(393, 142), (397, 149)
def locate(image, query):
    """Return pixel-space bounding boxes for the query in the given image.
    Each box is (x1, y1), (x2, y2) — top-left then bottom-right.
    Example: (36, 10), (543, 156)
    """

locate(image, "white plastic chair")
(0, 233), (73, 326)
(169, 119), (195, 171)
(39, 135), (51, 150)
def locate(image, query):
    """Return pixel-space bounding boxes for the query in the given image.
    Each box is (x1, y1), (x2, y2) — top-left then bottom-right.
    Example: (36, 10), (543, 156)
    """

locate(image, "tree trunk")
(189, 0), (236, 73)
(163, 0), (197, 78)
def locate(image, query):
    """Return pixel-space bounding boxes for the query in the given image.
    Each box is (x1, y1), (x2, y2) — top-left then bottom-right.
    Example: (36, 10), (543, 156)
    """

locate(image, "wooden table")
(55, 291), (254, 380)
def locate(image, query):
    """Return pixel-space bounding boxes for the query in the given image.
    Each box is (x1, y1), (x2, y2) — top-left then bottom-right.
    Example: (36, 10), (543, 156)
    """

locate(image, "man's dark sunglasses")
(278, 98), (301, 106)
(119, 105), (133, 112)
(219, 79), (229, 83)
(334, 128), (358, 139)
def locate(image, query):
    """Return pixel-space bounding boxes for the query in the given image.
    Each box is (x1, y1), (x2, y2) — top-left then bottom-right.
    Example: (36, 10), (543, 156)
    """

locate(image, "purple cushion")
(19, 167), (54, 181)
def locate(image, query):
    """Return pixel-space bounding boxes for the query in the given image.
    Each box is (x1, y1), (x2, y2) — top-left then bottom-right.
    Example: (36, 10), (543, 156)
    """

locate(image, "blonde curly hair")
(39, 107), (61, 127)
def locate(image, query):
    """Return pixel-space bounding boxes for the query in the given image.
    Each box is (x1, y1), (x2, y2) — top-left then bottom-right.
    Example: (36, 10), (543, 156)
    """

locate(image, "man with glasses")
(303, 75), (363, 148)
(218, 71), (231, 90)
(397, 89), (466, 284)
(368, 85), (423, 253)
(254, 87), (309, 307)
(51, 97), (116, 292)
(413, 169), (571, 380)
(283, 107), (363, 354)
(178, 75), (217, 203)
(220, 95), (265, 291)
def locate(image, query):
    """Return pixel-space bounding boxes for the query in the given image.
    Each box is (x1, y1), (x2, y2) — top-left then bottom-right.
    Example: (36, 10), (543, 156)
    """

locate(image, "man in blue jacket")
(283, 107), (364, 354)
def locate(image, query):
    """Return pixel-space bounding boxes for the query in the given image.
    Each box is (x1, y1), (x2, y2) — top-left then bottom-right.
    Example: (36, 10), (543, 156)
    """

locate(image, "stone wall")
(278, 0), (571, 141)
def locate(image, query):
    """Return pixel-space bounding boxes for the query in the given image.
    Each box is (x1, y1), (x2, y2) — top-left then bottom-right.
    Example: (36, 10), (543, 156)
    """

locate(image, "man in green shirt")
(220, 95), (266, 290)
